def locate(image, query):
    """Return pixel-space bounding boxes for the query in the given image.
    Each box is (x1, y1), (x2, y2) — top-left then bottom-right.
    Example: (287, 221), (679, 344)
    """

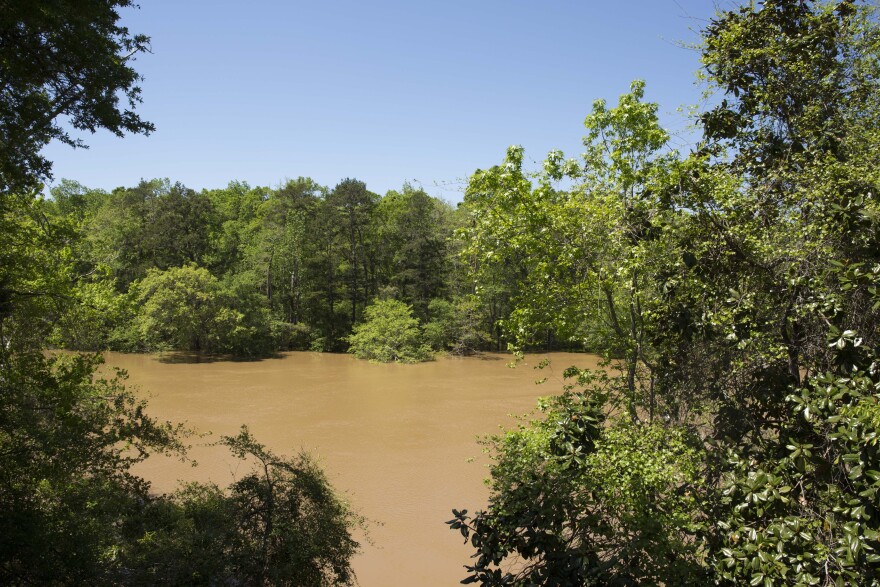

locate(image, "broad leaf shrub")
(346, 298), (433, 363)
(713, 367), (880, 586)
(449, 373), (710, 586)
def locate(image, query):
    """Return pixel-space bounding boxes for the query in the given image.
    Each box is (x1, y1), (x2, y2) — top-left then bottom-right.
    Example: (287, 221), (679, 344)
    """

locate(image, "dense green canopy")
(450, 1), (880, 585)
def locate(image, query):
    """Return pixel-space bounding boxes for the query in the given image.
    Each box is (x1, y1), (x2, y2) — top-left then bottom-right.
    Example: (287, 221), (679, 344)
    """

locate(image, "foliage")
(50, 278), (134, 351)
(13, 0), (880, 584)
(0, 351), (184, 584)
(0, 352), (363, 586)
(0, 192), (79, 350)
(346, 298), (433, 363)
(699, 0), (874, 175)
(0, 0), (154, 194)
(452, 1), (880, 585)
(18, 172), (474, 357)
(460, 80), (677, 419)
(221, 426), (361, 585)
(422, 298), (456, 350)
(449, 379), (708, 586)
(86, 179), (214, 288)
(125, 426), (362, 586)
(202, 180), (268, 276)
(712, 367), (880, 586)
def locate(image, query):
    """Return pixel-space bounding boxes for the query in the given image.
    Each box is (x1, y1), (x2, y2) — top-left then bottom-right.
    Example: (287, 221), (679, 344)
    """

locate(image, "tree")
(249, 178), (323, 328)
(328, 179), (379, 330)
(374, 184), (452, 319)
(86, 179), (214, 288)
(346, 298), (432, 363)
(675, 2), (880, 583)
(641, 0), (880, 442)
(300, 191), (349, 351)
(202, 180), (268, 277)
(0, 0), (154, 194)
(0, 191), (80, 350)
(125, 427), (362, 586)
(461, 80), (677, 420)
(221, 427), (361, 586)
(453, 1), (880, 584)
(0, 351), (184, 584)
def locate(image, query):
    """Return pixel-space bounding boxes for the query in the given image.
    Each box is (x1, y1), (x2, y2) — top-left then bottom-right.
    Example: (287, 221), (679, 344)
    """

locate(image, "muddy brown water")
(103, 351), (599, 586)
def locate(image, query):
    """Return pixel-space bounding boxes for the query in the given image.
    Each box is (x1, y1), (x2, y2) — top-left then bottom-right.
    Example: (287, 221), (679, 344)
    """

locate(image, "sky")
(43, 0), (730, 202)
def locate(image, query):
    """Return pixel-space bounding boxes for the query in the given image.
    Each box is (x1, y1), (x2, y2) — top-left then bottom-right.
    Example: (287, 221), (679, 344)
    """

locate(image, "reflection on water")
(104, 351), (599, 587)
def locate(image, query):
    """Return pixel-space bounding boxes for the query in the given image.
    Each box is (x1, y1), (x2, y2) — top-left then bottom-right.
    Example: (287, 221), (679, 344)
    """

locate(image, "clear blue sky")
(44, 0), (727, 202)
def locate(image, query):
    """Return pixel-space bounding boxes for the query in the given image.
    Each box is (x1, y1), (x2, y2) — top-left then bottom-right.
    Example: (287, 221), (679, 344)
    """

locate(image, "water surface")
(105, 351), (599, 586)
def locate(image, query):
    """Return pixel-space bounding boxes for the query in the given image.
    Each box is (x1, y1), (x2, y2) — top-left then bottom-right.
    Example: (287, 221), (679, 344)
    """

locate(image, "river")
(102, 351), (599, 586)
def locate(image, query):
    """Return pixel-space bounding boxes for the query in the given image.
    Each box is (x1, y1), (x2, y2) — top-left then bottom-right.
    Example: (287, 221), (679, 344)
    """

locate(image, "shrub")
(346, 298), (432, 363)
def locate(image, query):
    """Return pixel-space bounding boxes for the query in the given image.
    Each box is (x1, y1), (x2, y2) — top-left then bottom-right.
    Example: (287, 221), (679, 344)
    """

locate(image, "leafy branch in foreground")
(124, 425), (363, 586)
(448, 378), (709, 586)
(0, 0), (155, 194)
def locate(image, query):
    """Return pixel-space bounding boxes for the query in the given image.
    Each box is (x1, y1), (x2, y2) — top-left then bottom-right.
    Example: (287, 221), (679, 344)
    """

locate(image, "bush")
(449, 373), (709, 586)
(346, 298), (432, 363)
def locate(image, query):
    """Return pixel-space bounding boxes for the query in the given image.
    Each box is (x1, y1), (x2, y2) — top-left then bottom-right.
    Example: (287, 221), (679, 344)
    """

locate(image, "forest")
(4, 0), (880, 585)
(36, 176), (505, 359)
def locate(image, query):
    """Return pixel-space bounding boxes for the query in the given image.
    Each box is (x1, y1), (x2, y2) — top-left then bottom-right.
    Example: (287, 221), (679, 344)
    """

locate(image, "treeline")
(42, 171), (604, 359)
(42, 176), (536, 357)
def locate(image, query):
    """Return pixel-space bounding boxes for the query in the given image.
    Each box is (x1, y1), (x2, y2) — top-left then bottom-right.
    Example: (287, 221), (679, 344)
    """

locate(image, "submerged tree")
(347, 298), (433, 363)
